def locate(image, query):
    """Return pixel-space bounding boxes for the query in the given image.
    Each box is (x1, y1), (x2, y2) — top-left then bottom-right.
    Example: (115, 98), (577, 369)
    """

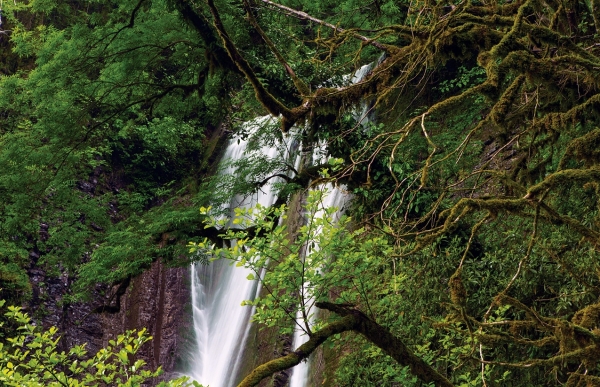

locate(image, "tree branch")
(242, 0), (310, 96)
(104, 0), (148, 49)
(204, 0), (296, 127)
(237, 314), (358, 387)
(237, 302), (454, 387)
(175, 0), (241, 73)
(317, 302), (455, 387)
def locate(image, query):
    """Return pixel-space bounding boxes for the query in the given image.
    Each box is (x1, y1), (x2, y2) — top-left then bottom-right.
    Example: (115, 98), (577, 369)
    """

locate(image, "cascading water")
(188, 116), (298, 387)
(188, 61), (375, 386)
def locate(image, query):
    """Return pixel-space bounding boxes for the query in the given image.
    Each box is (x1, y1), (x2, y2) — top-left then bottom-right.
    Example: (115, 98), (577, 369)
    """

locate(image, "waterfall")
(188, 116), (298, 387)
(188, 62), (375, 386)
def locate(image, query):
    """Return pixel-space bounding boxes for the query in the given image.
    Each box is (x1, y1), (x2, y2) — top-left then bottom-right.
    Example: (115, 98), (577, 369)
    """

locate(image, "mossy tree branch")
(202, 0), (297, 129)
(236, 314), (357, 387)
(174, 0), (240, 73)
(237, 303), (454, 387)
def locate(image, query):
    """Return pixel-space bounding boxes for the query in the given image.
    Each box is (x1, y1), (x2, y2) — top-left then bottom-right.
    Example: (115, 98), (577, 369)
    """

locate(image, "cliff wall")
(29, 259), (190, 384)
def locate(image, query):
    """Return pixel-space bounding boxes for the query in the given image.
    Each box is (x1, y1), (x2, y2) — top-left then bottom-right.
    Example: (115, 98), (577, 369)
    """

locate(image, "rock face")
(30, 261), (190, 385)
(28, 264), (105, 352)
(100, 260), (190, 380)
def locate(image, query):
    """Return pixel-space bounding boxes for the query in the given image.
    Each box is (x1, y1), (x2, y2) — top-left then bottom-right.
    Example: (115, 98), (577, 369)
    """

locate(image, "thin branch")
(103, 0), (148, 49)
(259, 0), (394, 52)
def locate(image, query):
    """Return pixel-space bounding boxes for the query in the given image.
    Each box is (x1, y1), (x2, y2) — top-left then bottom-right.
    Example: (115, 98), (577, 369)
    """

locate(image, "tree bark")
(236, 302), (455, 387)
(236, 315), (358, 387)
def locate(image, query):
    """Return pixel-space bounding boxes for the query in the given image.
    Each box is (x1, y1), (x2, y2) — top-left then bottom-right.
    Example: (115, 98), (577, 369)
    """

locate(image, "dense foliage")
(1, 0), (600, 385)
(0, 0), (222, 301)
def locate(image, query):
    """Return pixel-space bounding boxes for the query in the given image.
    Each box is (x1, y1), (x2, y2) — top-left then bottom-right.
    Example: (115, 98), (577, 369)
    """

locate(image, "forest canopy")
(1, 0), (600, 385)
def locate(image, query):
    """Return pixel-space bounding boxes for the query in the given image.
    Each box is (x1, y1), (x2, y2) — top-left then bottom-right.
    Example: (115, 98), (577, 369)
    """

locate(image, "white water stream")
(188, 63), (374, 387)
(188, 117), (298, 386)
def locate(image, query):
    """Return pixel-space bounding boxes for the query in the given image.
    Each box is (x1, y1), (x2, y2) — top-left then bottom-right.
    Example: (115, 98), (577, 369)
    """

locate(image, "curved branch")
(237, 314), (357, 387)
(255, 173), (292, 188)
(318, 302), (455, 387)
(237, 302), (454, 387)
(99, 0), (148, 49)
(175, 0), (240, 73)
